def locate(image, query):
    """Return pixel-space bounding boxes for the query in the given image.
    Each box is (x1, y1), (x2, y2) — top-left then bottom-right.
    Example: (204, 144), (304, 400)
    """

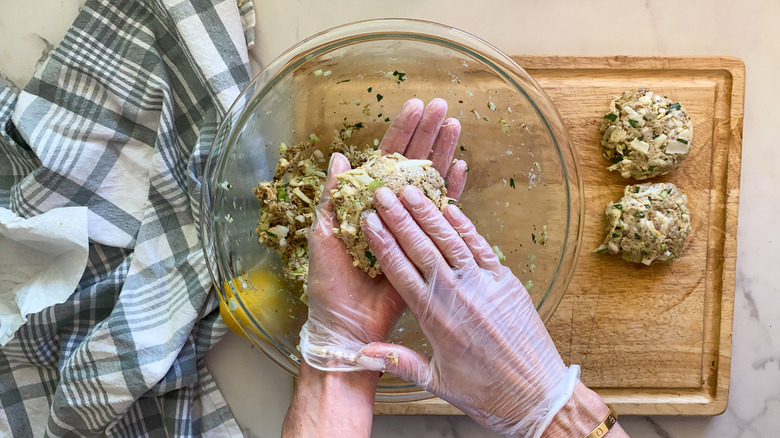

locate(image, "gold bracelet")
(583, 404), (618, 438)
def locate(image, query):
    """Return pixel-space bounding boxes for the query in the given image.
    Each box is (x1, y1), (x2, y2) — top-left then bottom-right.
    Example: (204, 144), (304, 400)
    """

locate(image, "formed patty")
(330, 151), (451, 277)
(601, 89), (693, 180)
(595, 182), (691, 265)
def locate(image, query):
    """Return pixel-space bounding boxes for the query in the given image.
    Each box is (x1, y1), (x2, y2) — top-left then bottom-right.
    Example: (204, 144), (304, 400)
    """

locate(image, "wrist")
(283, 361), (380, 438)
(541, 382), (609, 437)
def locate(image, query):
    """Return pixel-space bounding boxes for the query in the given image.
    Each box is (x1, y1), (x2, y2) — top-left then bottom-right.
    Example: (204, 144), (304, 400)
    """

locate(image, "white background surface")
(1, 1), (778, 437)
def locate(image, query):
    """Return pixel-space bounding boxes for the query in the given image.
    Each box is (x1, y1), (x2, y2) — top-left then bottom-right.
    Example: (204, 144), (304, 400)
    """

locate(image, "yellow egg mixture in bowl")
(200, 19), (584, 402)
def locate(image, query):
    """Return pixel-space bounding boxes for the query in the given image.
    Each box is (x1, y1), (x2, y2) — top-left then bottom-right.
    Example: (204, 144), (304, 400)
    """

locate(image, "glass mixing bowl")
(201, 19), (584, 402)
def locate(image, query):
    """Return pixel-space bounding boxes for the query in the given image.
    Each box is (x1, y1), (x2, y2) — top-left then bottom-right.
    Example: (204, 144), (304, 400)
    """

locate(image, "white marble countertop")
(2, 0), (778, 437)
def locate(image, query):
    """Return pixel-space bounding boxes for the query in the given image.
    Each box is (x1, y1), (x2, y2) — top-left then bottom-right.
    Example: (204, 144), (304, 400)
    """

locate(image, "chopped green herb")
(367, 87), (372, 92)
(622, 253), (633, 262)
(634, 233), (642, 240)
(376, 93), (383, 102)
(460, 145), (467, 152)
(354, 122), (364, 129)
(384, 117), (390, 122)
(612, 233), (620, 238)
(531, 233), (536, 244)
(336, 79), (350, 84)
(668, 103), (681, 111)
(628, 119), (640, 128)
(612, 156), (624, 163)
(465, 167), (470, 173)
(613, 204), (623, 210)
(509, 178), (516, 189)
(277, 187), (289, 202)
(635, 186), (641, 193)
(448, 199), (456, 205)
(391, 70), (406, 82)
(677, 138), (689, 144)
(365, 250), (377, 267)
(265, 230), (277, 238)
(634, 212), (646, 218)
(604, 113), (618, 122)
(648, 166), (655, 171)
(658, 190), (669, 200)
(597, 248), (609, 255)
(660, 243), (669, 251)
(377, 113), (383, 118)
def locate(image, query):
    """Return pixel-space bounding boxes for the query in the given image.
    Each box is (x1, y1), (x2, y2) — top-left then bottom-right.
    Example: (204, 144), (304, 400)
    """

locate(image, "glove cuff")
(527, 364), (581, 438)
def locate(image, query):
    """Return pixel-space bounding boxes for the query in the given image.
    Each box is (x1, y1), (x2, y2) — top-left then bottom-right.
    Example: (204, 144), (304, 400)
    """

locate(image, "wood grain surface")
(374, 55), (744, 416)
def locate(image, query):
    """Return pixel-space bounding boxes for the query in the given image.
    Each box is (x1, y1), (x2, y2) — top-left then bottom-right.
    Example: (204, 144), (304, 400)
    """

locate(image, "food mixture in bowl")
(253, 135), (452, 298)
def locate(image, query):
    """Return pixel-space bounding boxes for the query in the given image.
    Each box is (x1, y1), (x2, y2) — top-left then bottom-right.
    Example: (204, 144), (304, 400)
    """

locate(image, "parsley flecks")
(277, 187), (289, 202)
(634, 212), (646, 218)
(365, 250), (377, 267)
(669, 103), (681, 111)
(460, 145), (467, 152)
(597, 248), (609, 254)
(531, 233), (536, 244)
(604, 113), (618, 122)
(509, 178), (516, 189)
(367, 87), (372, 92)
(392, 70), (406, 82)
(634, 233), (642, 240)
(677, 138), (688, 144)
(613, 204), (623, 210)
(384, 117), (390, 122)
(628, 119), (639, 128)
(336, 79), (350, 84)
(376, 94), (383, 102)
(265, 230), (277, 238)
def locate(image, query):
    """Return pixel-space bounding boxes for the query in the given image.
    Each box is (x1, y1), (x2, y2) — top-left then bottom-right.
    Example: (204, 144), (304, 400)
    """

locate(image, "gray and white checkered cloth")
(0, 0), (255, 436)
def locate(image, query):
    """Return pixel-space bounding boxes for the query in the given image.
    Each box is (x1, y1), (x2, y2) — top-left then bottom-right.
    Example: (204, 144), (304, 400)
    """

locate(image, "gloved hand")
(299, 98), (468, 370)
(357, 185), (580, 438)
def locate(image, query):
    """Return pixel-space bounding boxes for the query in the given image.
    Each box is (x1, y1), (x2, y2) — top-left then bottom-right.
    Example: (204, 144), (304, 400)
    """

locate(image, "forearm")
(282, 362), (380, 438)
(541, 382), (629, 437)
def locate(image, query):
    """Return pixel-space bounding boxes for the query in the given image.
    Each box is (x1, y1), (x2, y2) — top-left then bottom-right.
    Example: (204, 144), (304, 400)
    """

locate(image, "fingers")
(362, 212), (428, 309)
(379, 98), (424, 155)
(429, 118), (461, 176)
(443, 204), (503, 273)
(372, 187), (447, 278)
(445, 160), (468, 201)
(312, 153), (350, 236)
(399, 186), (474, 271)
(357, 342), (433, 389)
(404, 98), (448, 159)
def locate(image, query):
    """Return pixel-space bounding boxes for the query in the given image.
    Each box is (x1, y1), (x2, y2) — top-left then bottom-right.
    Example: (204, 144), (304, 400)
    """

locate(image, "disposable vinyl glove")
(357, 185), (580, 438)
(299, 98), (468, 370)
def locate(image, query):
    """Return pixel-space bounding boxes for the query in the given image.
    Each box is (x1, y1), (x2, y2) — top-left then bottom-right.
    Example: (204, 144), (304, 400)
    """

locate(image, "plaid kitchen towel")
(0, 0), (256, 436)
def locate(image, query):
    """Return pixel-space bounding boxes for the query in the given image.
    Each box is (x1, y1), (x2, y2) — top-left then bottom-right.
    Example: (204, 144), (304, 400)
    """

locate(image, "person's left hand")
(299, 98), (468, 370)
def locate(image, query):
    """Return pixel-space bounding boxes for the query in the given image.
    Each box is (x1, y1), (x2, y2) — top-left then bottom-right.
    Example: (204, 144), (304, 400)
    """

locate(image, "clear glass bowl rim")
(200, 18), (585, 402)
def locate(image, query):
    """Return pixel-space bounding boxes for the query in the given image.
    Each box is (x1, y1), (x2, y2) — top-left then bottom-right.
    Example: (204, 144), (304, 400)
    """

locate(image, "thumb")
(313, 153), (350, 233)
(318, 152), (351, 211)
(357, 342), (433, 389)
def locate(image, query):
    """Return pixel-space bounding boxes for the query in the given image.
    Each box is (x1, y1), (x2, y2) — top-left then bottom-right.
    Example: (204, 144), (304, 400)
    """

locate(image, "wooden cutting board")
(374, 55), (744, 416)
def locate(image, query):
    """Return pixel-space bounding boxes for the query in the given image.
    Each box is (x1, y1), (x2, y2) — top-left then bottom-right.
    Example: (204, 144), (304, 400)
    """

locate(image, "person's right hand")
(357, 185), (581, 438)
